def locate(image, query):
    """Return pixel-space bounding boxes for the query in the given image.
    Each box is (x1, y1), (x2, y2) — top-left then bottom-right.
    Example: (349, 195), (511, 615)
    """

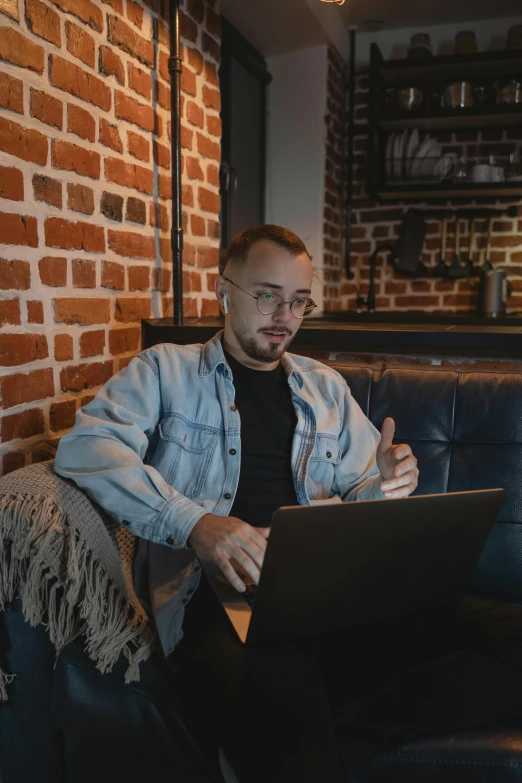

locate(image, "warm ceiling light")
(320, 0), (346, 5)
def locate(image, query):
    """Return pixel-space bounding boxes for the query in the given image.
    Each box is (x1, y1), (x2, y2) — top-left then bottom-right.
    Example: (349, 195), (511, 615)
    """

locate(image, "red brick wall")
(323, 58), (522, 313)
(0, 0), (221, 474)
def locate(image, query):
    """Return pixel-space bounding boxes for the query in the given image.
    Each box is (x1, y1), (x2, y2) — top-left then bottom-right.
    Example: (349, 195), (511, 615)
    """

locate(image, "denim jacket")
(55, 331), (384, 656)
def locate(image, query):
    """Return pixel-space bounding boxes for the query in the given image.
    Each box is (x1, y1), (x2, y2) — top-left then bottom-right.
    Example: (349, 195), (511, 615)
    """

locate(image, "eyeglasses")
(223, 277), (316, 319)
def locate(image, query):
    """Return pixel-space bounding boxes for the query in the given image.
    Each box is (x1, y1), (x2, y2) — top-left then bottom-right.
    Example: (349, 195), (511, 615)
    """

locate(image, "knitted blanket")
(0, 459), (156, 701)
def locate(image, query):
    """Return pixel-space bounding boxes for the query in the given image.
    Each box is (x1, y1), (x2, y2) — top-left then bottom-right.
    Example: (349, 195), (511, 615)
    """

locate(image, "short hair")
(220, 224), (310, 275)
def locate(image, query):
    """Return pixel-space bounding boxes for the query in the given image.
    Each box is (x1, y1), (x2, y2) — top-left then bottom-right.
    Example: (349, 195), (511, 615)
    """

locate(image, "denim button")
(187, 588), (194, 595)
(194, 564), (201, 572)
(182, 598), (188, 605)
(229, 448), (236, 455)
(224, 492), (231, 499)
(166, 536), (174, 545)
(326, 451), (332, 458)
(224, 369), (229, 377)
(230, 405), (237, 412)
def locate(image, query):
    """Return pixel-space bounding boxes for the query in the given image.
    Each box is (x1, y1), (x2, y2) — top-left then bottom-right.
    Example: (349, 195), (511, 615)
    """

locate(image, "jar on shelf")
(408, 33), (432, 59)
(454, 30), (477, 55)
(506, 24), (522, 51)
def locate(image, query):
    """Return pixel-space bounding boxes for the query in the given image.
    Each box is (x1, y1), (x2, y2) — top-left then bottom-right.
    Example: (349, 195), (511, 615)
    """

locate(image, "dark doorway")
(219, 18), (272, 259)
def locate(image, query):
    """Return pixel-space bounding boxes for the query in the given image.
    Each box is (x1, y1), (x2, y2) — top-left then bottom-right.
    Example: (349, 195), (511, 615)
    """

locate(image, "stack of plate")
(385, 130), (450, 181)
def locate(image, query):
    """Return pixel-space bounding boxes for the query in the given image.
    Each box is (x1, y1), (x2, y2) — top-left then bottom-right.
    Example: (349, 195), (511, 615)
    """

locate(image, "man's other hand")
(376, 417), (419, 499)
(187, 514), (270, 592)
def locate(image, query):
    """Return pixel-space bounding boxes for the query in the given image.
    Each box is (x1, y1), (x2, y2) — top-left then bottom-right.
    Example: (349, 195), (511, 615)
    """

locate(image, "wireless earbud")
(223, 293), (229, 314)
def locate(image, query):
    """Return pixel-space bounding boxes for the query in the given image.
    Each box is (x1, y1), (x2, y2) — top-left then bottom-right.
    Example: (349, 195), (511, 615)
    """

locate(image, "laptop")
(199, 489), (504, 647)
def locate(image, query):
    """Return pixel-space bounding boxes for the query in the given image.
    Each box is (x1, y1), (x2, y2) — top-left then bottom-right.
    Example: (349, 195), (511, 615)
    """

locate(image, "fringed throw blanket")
(0, 459), (156, 701)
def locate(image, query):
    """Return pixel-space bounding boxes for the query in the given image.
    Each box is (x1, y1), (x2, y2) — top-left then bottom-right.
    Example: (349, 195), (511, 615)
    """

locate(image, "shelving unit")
(366, 43), (522, 203)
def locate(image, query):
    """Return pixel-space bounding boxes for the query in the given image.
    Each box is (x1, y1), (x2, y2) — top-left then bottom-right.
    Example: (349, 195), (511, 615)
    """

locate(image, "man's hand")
(187, 513), (270, 592)
(376, 417), (419, 499)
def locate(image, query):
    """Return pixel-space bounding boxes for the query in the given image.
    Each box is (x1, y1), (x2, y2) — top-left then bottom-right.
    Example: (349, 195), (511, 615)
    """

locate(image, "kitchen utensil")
(477, 268), (512, 317)
(395, 87), (423, 110)
(484, 217), (493, 271)
(420, 141), (440, 177)
(443, 81), (473, 109)
(468, 218), (477, 268)
(454, 30), (477, 55)
(473, 217), (494, 274)
(434, 217), (449, 276)
(446, 220), (470, 277)
(408, 33), (432, 58)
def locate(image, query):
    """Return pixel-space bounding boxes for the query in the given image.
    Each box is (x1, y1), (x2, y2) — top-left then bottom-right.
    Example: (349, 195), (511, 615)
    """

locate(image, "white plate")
(410, 137), (435, 178)
(433, 152), (455, 179)
(393, 133), (402, 179)
(394, 129), (408, 180)
(385, 133), (395, 179)
(405, 129), (419, 177)
(420, 141), (440, 177)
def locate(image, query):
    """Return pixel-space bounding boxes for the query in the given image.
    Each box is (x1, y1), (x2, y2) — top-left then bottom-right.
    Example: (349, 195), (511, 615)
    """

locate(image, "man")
(55, 226), (522, 782)
(54, 224), (419, 779)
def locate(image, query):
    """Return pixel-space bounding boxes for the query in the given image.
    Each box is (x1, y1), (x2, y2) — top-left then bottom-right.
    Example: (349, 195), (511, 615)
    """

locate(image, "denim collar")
(199, 330), (304, 387)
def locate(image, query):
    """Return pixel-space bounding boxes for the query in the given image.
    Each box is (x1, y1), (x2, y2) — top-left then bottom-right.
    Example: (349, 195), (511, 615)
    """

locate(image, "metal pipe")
(343, 27), (356, 281)
(168, 0), (183, 325)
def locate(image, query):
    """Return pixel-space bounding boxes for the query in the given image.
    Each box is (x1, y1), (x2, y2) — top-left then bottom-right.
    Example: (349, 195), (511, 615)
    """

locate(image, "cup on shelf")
(471, 164), (493, 182)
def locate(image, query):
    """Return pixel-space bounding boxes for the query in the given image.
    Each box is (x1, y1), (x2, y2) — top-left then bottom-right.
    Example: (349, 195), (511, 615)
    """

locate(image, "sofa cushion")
(356, 726), (522, 782)
(51, 633), (223, 783)
(0, 601), (65, 783)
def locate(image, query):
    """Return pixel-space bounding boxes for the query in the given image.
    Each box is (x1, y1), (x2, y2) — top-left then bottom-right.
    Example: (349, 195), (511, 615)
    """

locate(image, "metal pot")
(394, 87), (424, 110)
(442, 81), (473, 109)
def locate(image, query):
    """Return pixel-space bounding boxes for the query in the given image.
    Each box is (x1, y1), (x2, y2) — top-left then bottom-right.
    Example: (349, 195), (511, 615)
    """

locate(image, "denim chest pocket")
(158, 415), (219, 499)
(307, 435), (342, 498)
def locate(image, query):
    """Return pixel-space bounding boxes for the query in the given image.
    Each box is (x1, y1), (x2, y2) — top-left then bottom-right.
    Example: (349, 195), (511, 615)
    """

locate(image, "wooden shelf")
(379, 107), (522, 133)
(377, 49), (522, 88)
(376, 182), (522, 200)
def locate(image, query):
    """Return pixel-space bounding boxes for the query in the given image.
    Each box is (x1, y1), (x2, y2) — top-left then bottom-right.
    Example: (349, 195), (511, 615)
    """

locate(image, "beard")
(232, 321), (296, 364)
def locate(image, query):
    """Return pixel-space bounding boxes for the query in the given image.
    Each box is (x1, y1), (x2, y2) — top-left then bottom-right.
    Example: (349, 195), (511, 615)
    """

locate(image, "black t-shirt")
(224, 350), (299, 528)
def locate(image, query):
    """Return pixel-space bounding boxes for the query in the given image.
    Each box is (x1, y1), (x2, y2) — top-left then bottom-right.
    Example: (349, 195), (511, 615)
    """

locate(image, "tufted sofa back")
(330, 364), (522, 602)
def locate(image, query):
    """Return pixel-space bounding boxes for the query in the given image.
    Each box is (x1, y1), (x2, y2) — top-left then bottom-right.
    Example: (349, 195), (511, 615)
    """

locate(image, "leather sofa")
(2, 362), (522, 782)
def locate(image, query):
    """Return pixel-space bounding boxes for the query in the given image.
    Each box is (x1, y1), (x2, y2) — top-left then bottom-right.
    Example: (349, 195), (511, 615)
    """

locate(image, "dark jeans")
(172, 577), (522, 783)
